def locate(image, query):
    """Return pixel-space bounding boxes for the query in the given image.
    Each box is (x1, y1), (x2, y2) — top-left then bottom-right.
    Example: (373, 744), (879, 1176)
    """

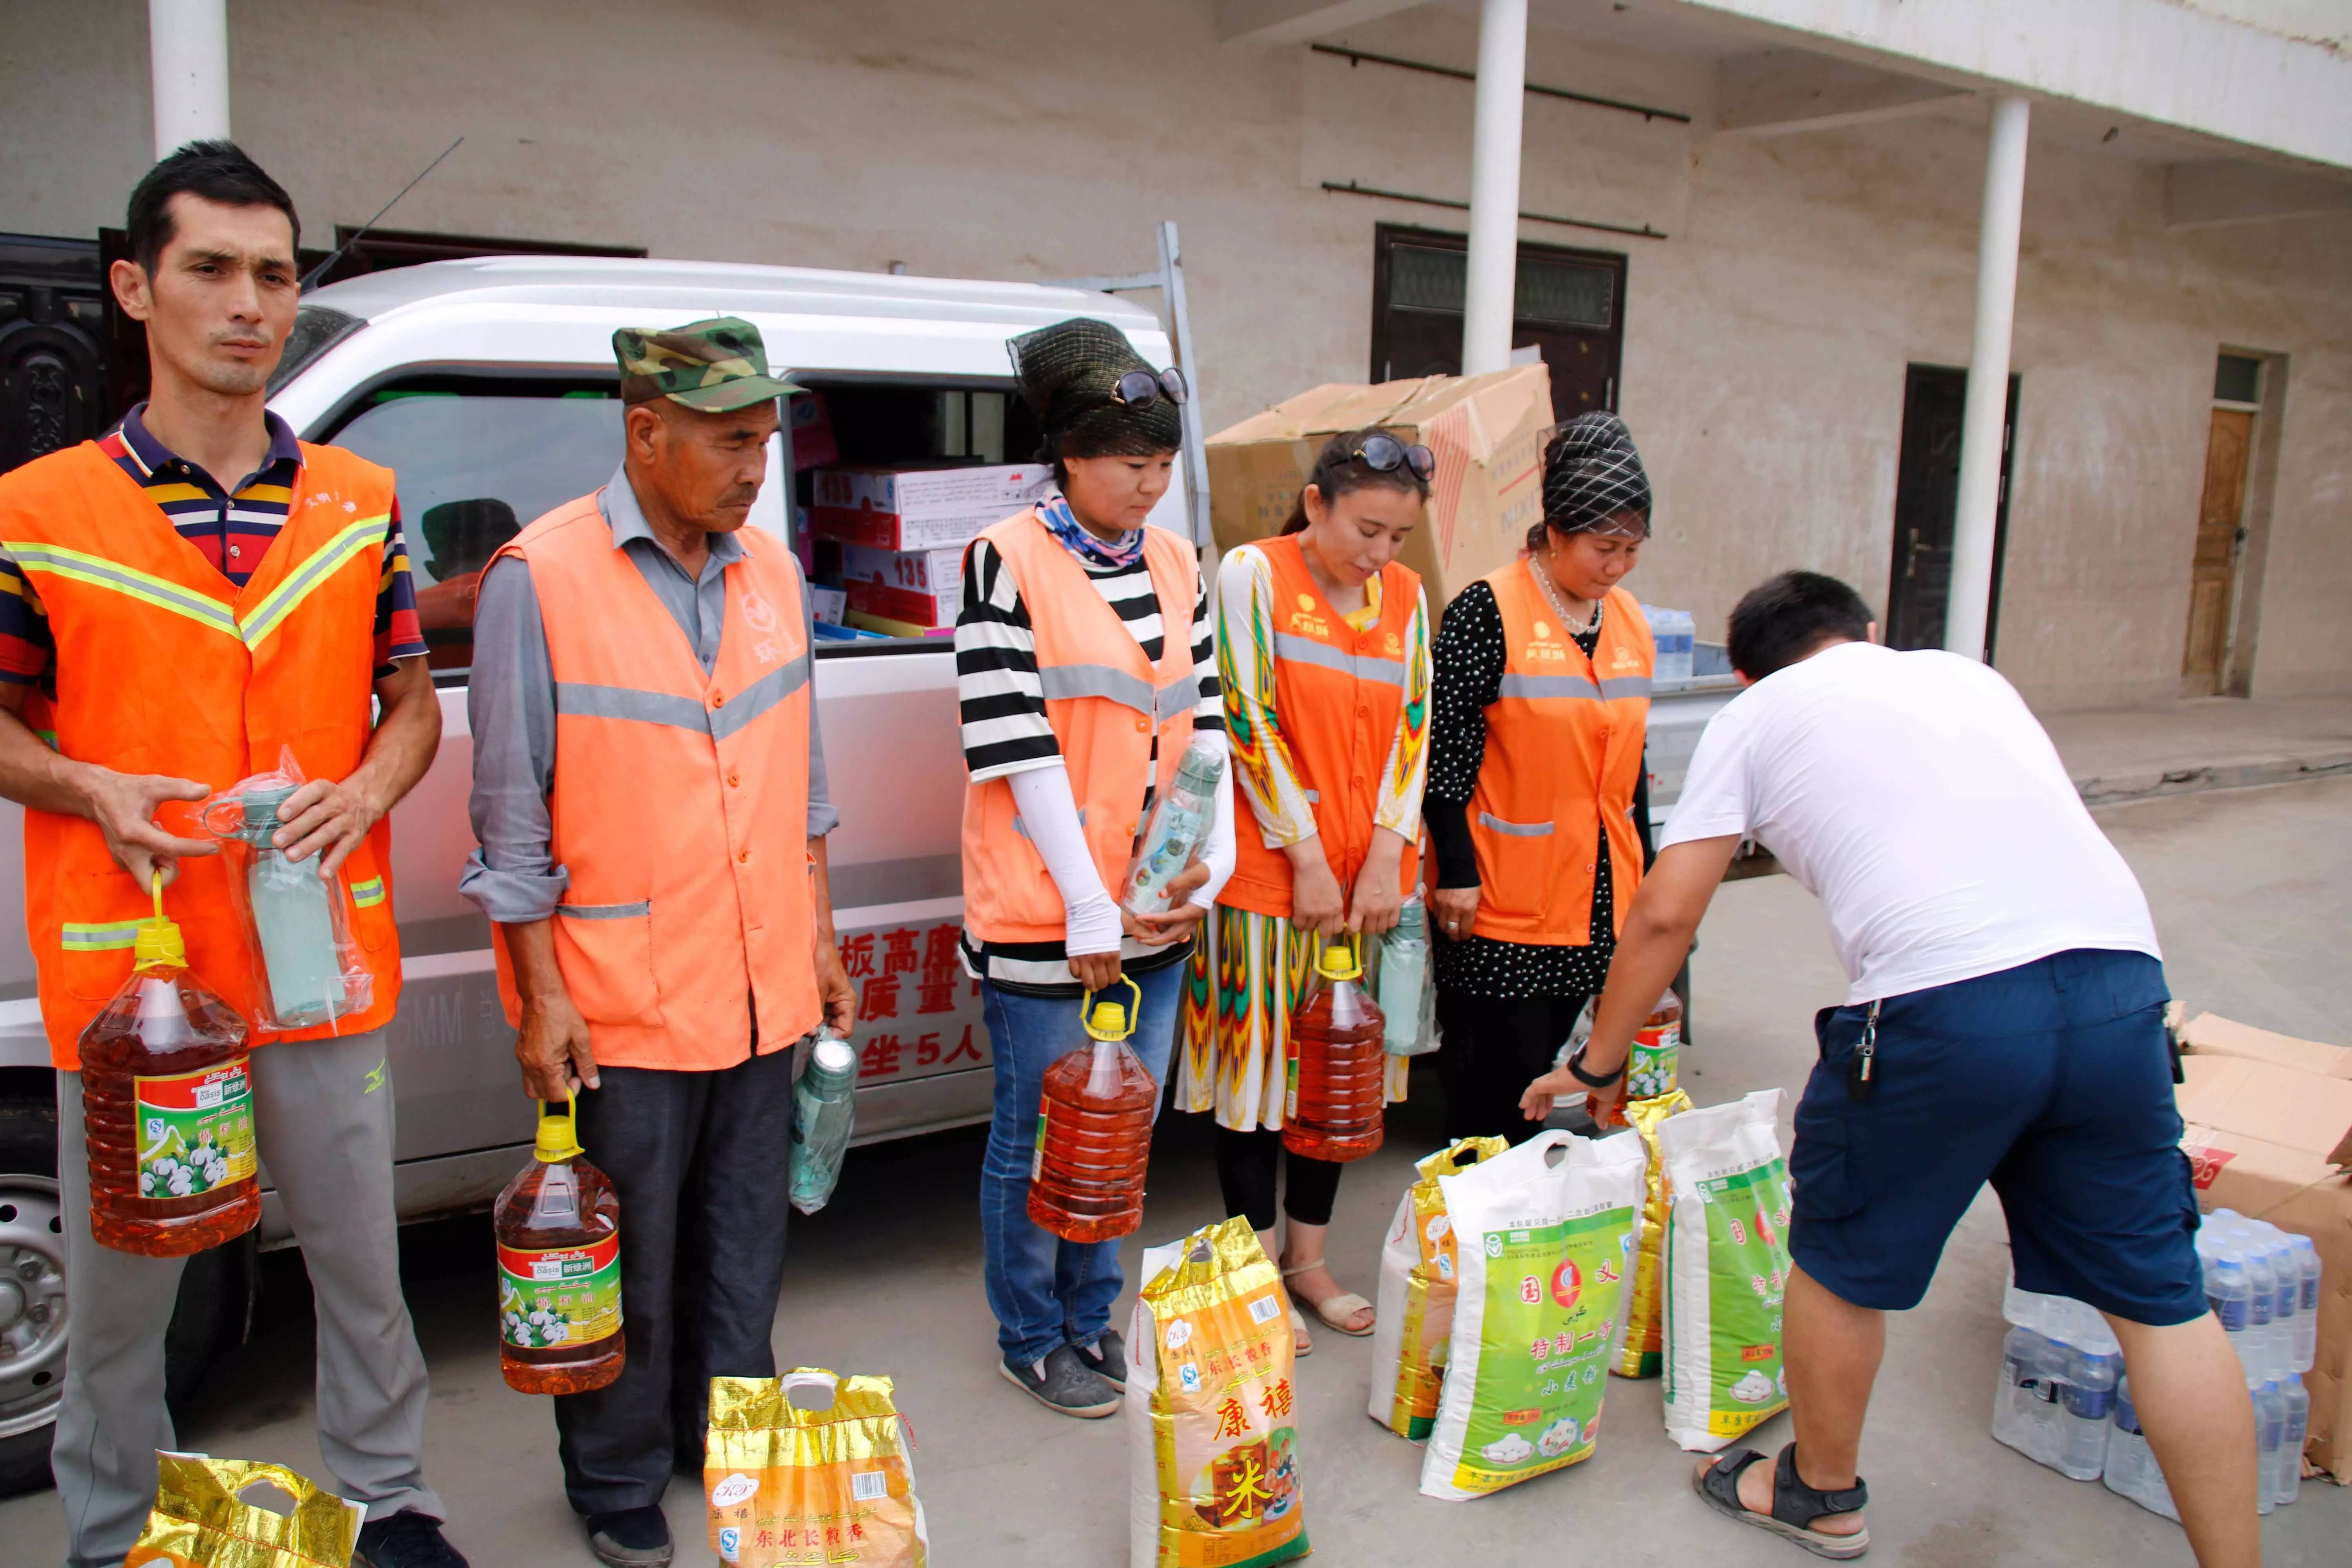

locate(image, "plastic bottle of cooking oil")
(495, 1096), (624, 1394)
(1283, 940), (1386, 1162)
(1029, 978), (1158, 1243)
(80, 871), (258, 1256)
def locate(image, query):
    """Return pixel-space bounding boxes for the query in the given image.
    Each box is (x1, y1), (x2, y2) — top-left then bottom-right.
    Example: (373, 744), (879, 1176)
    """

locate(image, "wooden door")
(1884, 365), (2020, 655)
(1370, 225), (1626, 424)
(2181, 407), (2252, 695)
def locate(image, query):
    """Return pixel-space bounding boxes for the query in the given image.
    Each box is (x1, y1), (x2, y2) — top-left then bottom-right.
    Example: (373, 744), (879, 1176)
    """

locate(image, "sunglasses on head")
(1107, 366), (1189, 409)
(1352, 433), (1436, 481)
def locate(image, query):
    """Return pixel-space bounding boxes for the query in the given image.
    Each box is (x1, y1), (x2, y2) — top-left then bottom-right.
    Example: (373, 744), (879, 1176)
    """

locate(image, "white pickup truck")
(0, 256), (1740, 1490)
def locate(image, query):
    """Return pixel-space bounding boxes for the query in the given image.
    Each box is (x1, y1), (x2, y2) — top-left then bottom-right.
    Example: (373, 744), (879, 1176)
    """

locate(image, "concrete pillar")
(149, 0), (231, 160)
(1461, 0), (1527, 377)
(1945, 95), (2030, 661)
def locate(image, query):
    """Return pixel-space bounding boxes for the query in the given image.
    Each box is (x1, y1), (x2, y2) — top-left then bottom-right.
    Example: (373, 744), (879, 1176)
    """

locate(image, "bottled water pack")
(1640, 604), (1695, 684)
(1993, 1212), (2321, 1519)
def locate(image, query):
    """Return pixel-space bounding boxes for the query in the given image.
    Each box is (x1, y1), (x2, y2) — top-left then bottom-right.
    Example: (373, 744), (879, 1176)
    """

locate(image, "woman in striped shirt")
(956, 318), (1235, 1419)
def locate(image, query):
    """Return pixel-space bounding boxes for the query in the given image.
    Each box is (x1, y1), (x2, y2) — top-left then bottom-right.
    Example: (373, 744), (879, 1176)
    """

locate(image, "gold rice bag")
(1127, 1216), (1308, 1568)
(1368, 1137), (1510, 1440)
(125, 1452), (362, 1568)
(1612, 1089), (1691, 1377)
(706, 1370), (927, 1567)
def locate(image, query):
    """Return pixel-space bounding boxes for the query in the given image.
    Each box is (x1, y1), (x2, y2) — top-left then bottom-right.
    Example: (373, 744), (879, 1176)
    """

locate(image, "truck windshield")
(329, 386), (622, 677)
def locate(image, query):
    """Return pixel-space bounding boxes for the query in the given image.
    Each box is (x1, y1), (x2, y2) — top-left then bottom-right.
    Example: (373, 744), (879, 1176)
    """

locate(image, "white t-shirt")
(1662, 642), (2159, 1004)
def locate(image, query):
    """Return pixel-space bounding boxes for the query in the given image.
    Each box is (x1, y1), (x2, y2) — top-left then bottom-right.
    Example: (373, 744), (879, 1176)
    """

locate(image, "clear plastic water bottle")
(2058, 1347), (2119, 1480)
(2275, 1373), (2309, 1507)
(2242, 1236), (2278, 1380)
(2102, 1376), (2179, 1520)
(230, 785), (352, 1025)
(2262, 1227), (2300, 1377)
(788, 1031), (858, 1215)
(1641, 604), (1696, 683)
(2254, 1380), (2283, 1517)
(2027, 1329), (2071, 1467)
(1993, 1323), (2042, 1452)
(1122, 738), (1225, 916)
(1376, 897), (1436, 1056)
(2205, 1242), (2252, 1367)
(2287, 1235), (2321, 1372)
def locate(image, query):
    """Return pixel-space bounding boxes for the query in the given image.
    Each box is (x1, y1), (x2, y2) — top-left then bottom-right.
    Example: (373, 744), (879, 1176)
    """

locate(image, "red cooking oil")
(1283, 942), (1386, 1162)
(80, 877), (259, 1257)
(495, 1097), (624, 1395)
(1030, 980), (1158, 1243)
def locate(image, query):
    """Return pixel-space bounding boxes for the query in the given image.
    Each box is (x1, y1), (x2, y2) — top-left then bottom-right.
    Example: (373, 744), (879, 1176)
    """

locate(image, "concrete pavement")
(4, 776), (2347, 1565)
(2044, 695), (2352, 806)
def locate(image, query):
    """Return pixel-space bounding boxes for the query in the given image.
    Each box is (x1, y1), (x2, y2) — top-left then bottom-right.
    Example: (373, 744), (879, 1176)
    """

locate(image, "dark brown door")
(2181, 407), (2252, 696)
(1370, 225), (1625, 424)
(1885, 364), (2019, 656)
(0, 236), (111, 475)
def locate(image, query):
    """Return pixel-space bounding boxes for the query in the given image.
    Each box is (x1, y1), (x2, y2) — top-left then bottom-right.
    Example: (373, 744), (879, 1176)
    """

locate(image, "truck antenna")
(299, 136), (466, 293)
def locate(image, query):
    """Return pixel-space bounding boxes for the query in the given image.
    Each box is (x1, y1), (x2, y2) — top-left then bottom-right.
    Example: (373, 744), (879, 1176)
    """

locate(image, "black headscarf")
(1541, 412), (1652, 537)
(1009, 317), (1182, 464)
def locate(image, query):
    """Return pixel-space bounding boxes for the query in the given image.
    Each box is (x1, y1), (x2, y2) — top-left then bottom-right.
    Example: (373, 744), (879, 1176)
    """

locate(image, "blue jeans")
(980, 964), (1182, 1366)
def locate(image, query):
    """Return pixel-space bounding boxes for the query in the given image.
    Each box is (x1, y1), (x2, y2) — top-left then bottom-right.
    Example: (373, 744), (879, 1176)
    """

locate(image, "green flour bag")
(1658, 1089), (1795, 1451)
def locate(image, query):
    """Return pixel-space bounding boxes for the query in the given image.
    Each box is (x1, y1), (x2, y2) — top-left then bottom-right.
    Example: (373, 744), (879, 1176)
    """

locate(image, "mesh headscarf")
(1009, 317), (1183, 464)
(1540, 412), (1652, 539)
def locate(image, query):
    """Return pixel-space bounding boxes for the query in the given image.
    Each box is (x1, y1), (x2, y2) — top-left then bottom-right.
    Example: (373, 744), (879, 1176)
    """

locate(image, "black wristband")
(1564, 1045), (1624, 1089)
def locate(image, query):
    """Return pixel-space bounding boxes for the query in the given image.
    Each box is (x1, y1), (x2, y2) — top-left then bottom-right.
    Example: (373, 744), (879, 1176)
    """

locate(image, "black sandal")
(1693, 1443), (1871, 1560)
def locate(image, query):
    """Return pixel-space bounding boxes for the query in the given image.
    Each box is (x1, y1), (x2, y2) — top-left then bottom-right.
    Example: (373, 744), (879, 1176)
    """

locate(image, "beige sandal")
(1288, 1305), (1315, 1357)
(1281, 1259), (1375, 1337)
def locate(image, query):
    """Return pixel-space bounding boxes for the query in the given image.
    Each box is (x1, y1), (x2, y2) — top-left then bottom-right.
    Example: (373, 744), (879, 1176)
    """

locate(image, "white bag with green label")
(1658, 1089), (1795, 1452)
(1417, 1129), (1646, 1501)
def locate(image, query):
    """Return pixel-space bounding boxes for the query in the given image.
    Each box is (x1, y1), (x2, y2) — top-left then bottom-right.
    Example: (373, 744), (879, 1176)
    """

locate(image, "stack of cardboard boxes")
(2174, 1008), (2352, 1482)
(811, 463), (1055, 637)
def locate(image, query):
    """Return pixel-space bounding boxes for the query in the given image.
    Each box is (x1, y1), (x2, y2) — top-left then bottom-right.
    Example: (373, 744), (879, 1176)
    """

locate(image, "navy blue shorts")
(1788, 947), (2206, 1325)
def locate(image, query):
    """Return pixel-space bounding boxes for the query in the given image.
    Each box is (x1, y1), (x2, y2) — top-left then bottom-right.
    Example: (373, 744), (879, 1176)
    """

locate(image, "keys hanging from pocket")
(1846, 999), (1881, 1104)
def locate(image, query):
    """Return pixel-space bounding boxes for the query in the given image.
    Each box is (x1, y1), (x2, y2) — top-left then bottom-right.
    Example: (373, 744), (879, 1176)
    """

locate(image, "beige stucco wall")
(2, 0), (2346, 707)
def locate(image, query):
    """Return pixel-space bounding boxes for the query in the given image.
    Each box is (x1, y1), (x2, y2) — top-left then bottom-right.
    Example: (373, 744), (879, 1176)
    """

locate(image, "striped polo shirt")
(0, 405), (427, 686)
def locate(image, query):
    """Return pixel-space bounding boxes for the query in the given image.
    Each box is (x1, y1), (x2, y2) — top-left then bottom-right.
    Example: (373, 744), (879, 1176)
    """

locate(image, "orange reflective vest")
(960, 510), (1198, 944)
(488, 493), (819, 1070)
(1218, 534), (1421, 918)
(0, 440), (404, 1067)
(1466, 567), (1652, 946)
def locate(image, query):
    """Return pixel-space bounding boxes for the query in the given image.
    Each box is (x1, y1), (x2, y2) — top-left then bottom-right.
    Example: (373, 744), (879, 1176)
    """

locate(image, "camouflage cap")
(613, 316), (802, 411)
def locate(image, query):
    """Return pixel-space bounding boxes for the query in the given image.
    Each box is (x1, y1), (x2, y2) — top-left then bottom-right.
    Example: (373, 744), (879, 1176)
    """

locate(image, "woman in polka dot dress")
(1422, 413), (1659, 1142)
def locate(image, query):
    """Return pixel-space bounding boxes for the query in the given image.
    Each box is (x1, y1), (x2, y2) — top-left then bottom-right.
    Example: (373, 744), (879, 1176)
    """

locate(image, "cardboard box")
(2174, 1033), (2352, 1481)
(1203, 364), (1552, 610)
(840, 544), (961, 629)
(2182, 1011), (2352, 1081)
(809, 463), (1053, 553)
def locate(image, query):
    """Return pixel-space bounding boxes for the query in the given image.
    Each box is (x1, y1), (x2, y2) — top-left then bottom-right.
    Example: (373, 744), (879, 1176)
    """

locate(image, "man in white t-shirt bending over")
(1521, 572), (2255, 1566)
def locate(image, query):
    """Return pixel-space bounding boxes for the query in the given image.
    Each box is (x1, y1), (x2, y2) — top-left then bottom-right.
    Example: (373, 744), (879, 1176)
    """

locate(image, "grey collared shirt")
(459, 463), (837, 924)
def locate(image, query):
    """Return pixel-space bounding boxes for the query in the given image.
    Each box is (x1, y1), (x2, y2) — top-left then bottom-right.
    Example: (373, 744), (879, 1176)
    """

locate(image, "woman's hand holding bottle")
(1129, 862), (1211, 947)
(1283, 837), (1347, 938)
(1346, 828), (1409, 936)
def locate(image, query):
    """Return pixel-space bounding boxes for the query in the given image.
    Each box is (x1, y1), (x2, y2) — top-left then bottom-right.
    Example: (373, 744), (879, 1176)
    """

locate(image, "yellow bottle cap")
(132, 869), (185, 973)
(1082, 975), (1143, 1042)
(1317, 941), (1362, 982)
(535, 1094), (585, 1162)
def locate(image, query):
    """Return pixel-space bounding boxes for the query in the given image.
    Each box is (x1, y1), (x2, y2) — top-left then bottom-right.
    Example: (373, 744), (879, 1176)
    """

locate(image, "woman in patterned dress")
(1178, 430), (1432, 1351)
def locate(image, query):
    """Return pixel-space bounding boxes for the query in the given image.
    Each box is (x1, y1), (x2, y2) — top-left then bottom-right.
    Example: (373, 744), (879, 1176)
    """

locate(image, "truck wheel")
(0, 1082), (253, 1499)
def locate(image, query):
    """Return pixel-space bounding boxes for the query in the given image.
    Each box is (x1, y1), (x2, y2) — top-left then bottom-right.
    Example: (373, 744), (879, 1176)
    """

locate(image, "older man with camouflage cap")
(462, 317), (857, 1568)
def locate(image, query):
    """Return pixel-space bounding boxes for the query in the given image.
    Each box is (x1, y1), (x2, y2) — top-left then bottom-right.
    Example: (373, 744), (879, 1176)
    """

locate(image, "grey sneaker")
(584, 1504), (673, 1567)
(1073, 1329), (1129, 1385)
(1000, 1343), (1122, 1417)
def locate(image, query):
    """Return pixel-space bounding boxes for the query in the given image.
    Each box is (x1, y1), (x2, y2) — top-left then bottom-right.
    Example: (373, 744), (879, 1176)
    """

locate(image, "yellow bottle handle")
(534, 1091), (586, 1162)
(1081, 974), (1144, 1042)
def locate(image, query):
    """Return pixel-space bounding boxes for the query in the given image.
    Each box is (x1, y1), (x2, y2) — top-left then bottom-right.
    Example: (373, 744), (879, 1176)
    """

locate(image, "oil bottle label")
(498, 1232), (622, 1348)
(1031, 1112), (1049, 1180)
(133, 1060), (256, 1201)
(1630, 1023), (1680, 1100)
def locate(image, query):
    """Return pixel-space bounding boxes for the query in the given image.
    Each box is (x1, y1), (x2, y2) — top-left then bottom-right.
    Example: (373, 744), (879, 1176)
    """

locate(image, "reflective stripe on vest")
(487, 490), (819, 1070)
(1465, 565), (1651, 948)
(1217, 534), (1422, 920)
(960, 510), (1198, 945)
(0, 439), (404, 1065)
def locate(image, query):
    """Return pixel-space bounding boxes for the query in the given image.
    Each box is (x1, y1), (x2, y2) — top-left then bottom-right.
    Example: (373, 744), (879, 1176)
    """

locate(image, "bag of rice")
(1127, 1216), (1307, 1568)
(1658, 1089), (1795, 1452)
(1418, 1129), (1646, 1501)
(706, 1370), (928, 1566)
(1612, 1090), (1692, 1377)
(127, 1453), (362, 1568)
(1368, 1136), (1510, 1439)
